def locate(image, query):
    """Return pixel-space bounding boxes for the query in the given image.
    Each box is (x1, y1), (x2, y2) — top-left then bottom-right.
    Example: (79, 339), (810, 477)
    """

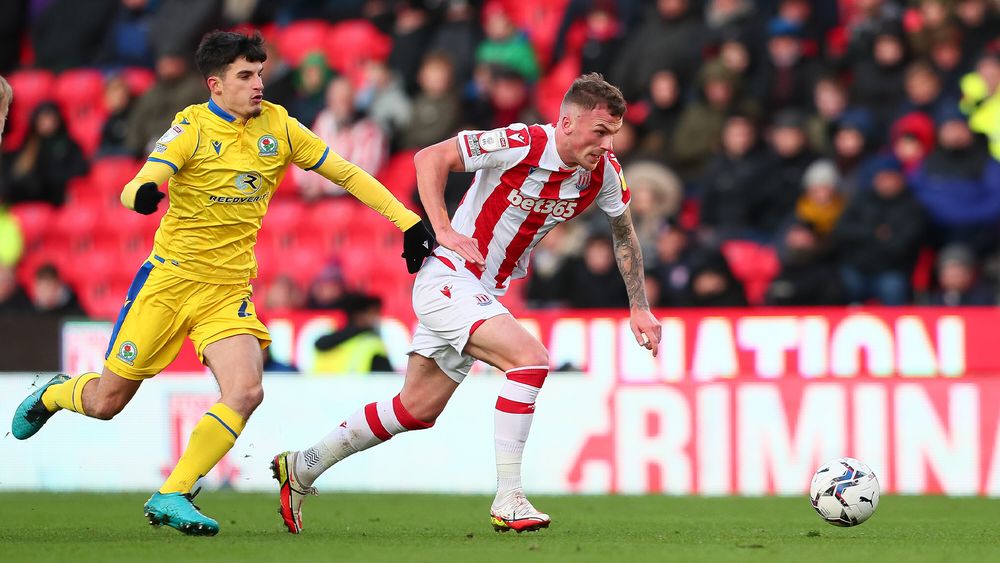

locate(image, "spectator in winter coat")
(909, 104), (1000, 255)
(3, 102), (88, 206)
(833, 156), (927, 305)
(830, 108), (879, 196)
(753, 109), (818, 237)
(795, 159), (845, 238)
(699, 112), (769, 243)
(766, 220), (845, 306)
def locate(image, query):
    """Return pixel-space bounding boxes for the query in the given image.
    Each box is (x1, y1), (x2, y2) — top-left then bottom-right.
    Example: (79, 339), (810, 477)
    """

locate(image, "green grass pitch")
(2, 493), (999, 562)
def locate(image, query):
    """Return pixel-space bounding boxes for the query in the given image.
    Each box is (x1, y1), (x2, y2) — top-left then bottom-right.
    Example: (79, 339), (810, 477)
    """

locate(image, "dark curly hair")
(195, 30), (267, 80)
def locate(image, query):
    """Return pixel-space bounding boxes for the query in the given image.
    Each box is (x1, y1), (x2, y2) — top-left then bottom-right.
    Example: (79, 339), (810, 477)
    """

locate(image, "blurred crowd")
(1, 0), (1000, 321)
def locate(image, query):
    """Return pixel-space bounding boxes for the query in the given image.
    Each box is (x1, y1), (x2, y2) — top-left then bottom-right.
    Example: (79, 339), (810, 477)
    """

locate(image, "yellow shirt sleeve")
(286, 115), (420, 232)
(120, 112), (197, 209)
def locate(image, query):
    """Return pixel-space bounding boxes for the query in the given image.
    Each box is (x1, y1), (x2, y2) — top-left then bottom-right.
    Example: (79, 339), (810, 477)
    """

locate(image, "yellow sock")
(40, 373), (100, 415)
(160, 403), (246, 494)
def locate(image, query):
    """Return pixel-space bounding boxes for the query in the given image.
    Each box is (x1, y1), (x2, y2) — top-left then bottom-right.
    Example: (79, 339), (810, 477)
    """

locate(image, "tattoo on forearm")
(610, 211), (649, 310)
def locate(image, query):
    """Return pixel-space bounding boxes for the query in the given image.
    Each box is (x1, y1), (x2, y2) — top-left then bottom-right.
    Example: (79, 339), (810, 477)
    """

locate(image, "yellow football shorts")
(104, 256), (271, 380)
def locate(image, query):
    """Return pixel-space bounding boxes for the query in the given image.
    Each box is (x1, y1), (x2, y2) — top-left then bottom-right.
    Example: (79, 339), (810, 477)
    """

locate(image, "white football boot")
(490, 490), (551, 533)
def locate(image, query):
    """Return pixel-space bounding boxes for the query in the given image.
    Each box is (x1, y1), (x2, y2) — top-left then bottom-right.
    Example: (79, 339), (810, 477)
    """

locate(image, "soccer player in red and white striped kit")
(272, 73), (662, 534)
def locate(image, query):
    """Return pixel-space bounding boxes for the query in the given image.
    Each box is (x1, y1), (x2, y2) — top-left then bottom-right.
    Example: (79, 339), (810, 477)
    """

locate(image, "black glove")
(134, 182), (165, 215)
(402, 222), (435, 274)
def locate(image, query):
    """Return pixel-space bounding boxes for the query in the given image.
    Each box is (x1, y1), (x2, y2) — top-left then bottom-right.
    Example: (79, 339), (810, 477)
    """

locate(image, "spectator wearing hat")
(795, 159), (845, 238)
(4, 102), (88, 206)
(766, 220), (845, 306)
(909, 104), (1000, 255)
(759, 17), (826, 113)
(926, 243), (995, 306)
(617, 161), (683, 261)
(831, 108), (879, 196)
(832, 156), (927, 305)
(890, 111), (936, 175)
(699, 112), (769, 242)
(754, 109), (818, 238)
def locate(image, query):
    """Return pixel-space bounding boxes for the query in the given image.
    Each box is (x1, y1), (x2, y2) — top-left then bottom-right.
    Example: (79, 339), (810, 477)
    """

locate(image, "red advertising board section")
(71, 307), (1000, 495)
(160, 307), (1000, 378)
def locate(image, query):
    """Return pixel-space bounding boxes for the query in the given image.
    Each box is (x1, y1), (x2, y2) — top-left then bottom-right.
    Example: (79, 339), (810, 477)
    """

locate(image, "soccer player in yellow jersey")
(10, 31), (434, 536)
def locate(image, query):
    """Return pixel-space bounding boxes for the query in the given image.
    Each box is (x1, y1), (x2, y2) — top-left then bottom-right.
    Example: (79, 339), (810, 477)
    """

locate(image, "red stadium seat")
(79, 277), (129, 321)
(9, 202), (57, 251)
(65, 177), (100, 208)
(90, 157), (143, 199)
(272, 245), (326, 288)
(536, 57), (580, 123)
(305, 198), (359, 252)
(5, 69), (56, 150)
(15, 247), (68, 292)
(324, 20), (392, 87)
(48, 203), (101, 254)
(375, 149), (418, 201)
(259, 200), (306, 251)
(54, 69), (106, 120)
(276, 20), (330, 67)
(66, 111), (105, 158)
(721, 241), (780, 305)
(120, 66), (156, 97)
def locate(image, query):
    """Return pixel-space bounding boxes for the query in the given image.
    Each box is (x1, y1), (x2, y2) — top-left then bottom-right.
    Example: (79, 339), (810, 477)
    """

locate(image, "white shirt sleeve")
(456, 123), (532, 172)
(597, 152), (631, 218)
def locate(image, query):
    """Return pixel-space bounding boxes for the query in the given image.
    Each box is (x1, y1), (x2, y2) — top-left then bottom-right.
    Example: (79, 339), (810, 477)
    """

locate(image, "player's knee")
(227, 383), (264, 416)
(512, 347), (548, 371)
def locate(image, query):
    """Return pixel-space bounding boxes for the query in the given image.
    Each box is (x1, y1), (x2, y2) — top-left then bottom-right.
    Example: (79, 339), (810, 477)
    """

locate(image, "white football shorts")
(409, 254), (509, 383)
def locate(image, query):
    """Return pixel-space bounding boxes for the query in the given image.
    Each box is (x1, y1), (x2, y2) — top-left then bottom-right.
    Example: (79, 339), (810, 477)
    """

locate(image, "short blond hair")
(0, 74), (11, 118)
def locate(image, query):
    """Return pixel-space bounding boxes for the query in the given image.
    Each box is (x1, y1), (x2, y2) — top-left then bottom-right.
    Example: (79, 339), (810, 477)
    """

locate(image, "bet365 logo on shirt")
(507, 189), (577, 218)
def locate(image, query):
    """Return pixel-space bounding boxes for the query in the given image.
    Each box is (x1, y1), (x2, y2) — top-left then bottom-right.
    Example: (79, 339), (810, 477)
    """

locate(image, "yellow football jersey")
(133, 99), (399, 284)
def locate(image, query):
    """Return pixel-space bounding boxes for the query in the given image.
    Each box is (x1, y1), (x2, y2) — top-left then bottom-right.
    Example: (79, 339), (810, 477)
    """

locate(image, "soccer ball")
(809, 457), (880, 527)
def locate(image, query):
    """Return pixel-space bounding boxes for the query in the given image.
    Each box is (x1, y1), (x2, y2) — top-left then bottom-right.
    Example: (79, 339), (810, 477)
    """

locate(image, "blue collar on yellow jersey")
(207, 98), (236, 122)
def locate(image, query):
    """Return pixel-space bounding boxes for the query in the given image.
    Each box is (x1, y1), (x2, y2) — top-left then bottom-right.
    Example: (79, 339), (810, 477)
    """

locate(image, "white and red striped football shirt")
(438, 122), (630, 296)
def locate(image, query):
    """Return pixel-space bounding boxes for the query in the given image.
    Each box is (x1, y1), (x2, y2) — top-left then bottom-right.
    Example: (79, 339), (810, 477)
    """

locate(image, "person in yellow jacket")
(960, 47), (1000, 160)
(312, 293), (392, 374)
(9, 30), (434, 536)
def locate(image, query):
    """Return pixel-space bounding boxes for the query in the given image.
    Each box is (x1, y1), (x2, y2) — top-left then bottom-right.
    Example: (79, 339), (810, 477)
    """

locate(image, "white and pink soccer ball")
(809, 457), (880, 527)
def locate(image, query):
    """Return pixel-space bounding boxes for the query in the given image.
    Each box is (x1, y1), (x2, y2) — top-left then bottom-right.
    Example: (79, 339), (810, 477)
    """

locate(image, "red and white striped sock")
(494, 365), (548, 498)
(295, 394), (431, 486)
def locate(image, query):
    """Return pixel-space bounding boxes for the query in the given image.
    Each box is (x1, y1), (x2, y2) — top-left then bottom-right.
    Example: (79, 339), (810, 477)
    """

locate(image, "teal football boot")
(11, 374), (69, 440)
(144, 491), (220, 536)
